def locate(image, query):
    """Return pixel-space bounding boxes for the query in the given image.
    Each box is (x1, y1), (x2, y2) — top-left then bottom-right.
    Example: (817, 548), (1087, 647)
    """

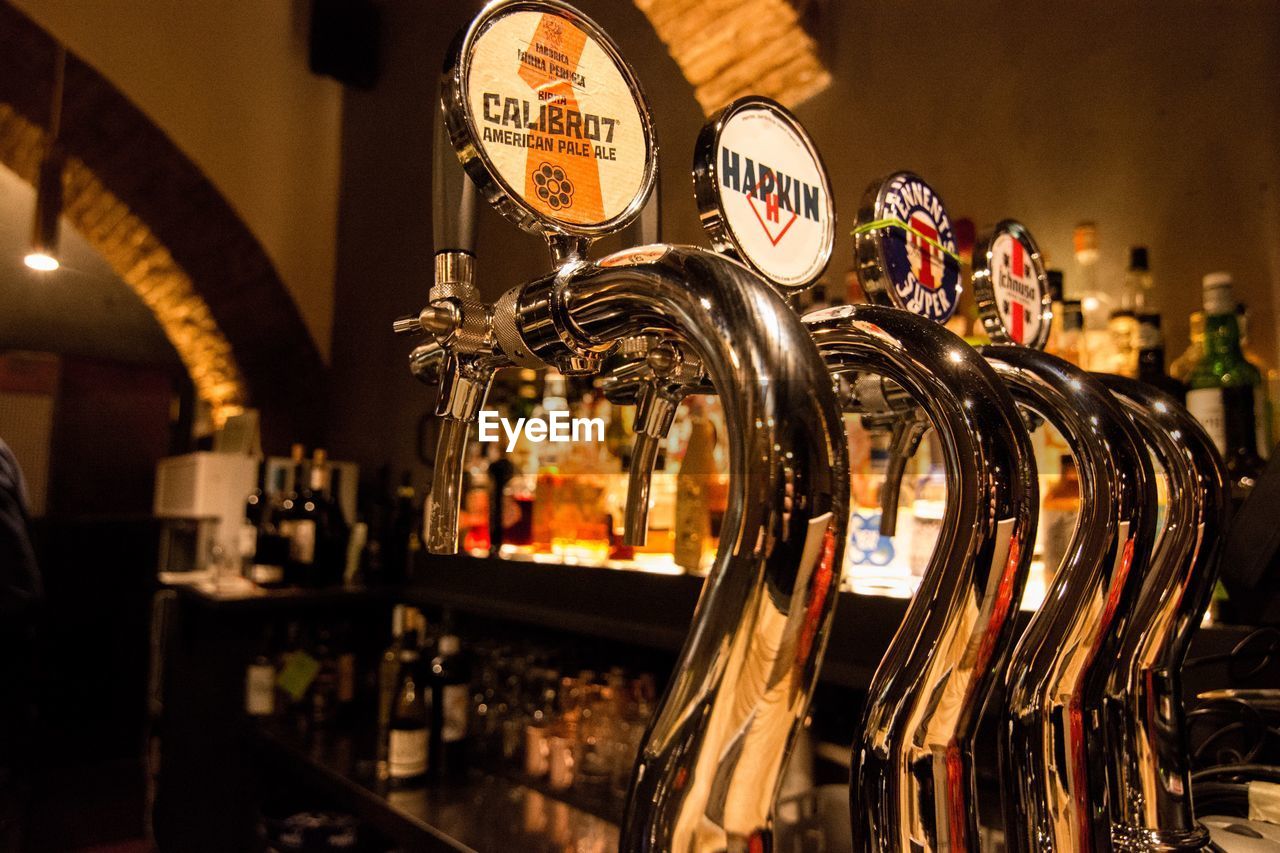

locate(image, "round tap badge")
(972, 221), (1051, 349)
(853, 172), (961, 324)
(692, 96), (834, 291)
(445, 0), (656, 238)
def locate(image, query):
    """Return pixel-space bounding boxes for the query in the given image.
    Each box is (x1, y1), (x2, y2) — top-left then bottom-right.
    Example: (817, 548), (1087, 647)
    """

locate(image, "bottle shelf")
(252, 723), (617, 852)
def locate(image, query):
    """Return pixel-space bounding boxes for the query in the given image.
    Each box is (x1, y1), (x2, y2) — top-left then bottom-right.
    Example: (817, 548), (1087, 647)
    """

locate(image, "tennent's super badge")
(853, 172), (961, 324)
(443, 0), (656, 240)
(693, 96), (834, 291)
(972, 220), (1052, 349)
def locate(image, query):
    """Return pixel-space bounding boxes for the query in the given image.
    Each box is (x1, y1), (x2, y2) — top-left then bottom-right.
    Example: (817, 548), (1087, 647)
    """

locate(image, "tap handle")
(879, 413), (928, 536)
(623, 180), (662, 247)
(433, 99), (478, 256)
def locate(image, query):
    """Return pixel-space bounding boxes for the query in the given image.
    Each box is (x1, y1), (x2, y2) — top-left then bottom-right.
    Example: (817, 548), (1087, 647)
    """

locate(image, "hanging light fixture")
(24, 45), (66, 273)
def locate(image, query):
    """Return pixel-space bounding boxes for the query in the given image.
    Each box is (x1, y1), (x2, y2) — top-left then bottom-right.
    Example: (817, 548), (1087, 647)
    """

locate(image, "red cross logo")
(909, 216), (939, 289)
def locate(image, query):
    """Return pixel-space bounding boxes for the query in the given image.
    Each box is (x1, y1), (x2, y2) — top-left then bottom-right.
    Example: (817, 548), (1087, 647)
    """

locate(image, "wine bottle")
(1186, 272), (1264, 499)
(1135, 313), (1187, 399)
(429, 633), (470, 782)
(388, 616), (428, 786)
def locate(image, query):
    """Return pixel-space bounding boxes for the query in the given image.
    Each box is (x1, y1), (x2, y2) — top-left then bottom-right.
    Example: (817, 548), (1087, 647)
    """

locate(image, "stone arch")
(0, 2), (326, 448)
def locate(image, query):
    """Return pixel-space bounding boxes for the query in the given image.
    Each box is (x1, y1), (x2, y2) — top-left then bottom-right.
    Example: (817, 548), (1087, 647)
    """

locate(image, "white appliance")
(153, 452), (258, 570)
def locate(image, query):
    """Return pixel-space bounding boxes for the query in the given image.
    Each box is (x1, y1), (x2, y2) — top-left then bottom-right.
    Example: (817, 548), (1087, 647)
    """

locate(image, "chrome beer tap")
(1095, 376), (1229, 851)
(691, 102), (1039, 851)
(839, 177), (1040, 853)
(966, 221), (1161, 852)
(397, 5), (849, 851)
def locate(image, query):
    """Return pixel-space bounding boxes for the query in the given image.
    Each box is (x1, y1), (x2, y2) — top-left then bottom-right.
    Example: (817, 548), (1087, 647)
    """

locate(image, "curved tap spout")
(506, 245), (847, 852)
(1097, 375), (1229, 851)
(803, 306), (1037, 853)
(981, 348), (1159, 853)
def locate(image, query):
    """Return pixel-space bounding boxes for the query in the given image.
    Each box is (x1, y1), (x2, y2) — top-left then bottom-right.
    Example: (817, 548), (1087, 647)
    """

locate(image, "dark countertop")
(253, 725), (619, 853)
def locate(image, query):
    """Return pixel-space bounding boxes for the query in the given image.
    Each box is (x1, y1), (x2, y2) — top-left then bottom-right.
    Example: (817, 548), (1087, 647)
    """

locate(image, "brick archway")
(0, 2), (326, 449)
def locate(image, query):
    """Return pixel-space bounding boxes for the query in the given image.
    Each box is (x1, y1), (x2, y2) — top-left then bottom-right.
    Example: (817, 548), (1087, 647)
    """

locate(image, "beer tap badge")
(454, 2), (654, 236)
(693, 97), (834, 290)
(854, 173), (961, 324)
(973, 221), (1051, 349)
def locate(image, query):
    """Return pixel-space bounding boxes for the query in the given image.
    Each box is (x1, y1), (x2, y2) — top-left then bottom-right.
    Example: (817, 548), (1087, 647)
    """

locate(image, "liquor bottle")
(674, 407), (717, 574)
(1106, 309), (1138, 377)
(460, 443), (491, 557)
(1073, 222), (1110, 372)
(1237, 303), (1274, 457)
(1041, 455), (1080, 581)
(1186, 273), (1264, 498)
(1135, 313), (1187, 399)
(310, 626), (339, 728)
(377, 605), (407, 780)
(334, 620), (357, 728)
(248, 463), (290, 588)
(309, 449), (352, 586)
(532, 370), (570, 552)
(487, 449), (514, 557)
(388, 616), (428, 786)
(429, 633), (470, 782)
(1169, 312), (1204, 388)
(383, 473), (416, 584)
(1055, 300), (1084, 367)
(275, 445), (317, 586)
(1123, 246), (1156, 312)
(245, 625), (277, 718)
(239, 460), (265, 566)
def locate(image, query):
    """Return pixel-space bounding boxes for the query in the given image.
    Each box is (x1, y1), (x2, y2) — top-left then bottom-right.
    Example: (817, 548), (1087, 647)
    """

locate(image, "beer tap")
(397, 6), (849, 851)
(965, 221), (1161, 852)
(690, 104), (1039, 851)
(837, 177), (1040, 852)
(1095, 376), (1229, 851)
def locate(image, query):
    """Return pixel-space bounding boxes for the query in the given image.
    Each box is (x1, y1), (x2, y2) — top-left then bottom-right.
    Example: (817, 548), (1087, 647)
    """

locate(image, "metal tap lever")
(982, 348), (1159, 853)
(1097, 375), (1229, 852)
(878, 411), (928, 536)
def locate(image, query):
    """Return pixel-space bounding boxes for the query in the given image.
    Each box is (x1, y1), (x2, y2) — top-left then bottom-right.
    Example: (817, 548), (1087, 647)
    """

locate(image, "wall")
(796, 0), (1280, 362)
(12, 0), (344, 361)
(329, 0), (1280, 482)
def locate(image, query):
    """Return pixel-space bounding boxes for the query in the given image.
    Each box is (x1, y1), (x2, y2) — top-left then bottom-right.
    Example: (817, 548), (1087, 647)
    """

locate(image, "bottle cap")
(1202, 272), (1234, 314)
(1046, 269), (1064, 302)
(1128, 246), (1149, 271)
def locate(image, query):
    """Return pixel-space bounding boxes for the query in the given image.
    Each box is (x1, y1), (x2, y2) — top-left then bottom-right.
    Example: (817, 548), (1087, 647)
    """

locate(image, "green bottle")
(1185, 272), (1264, 498)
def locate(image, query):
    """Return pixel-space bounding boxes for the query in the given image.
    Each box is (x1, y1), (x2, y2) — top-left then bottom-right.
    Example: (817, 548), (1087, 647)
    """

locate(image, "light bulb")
(24, 252), (59, 272)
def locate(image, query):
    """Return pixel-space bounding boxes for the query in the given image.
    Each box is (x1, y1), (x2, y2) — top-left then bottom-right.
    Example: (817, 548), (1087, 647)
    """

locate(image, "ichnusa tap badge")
(854, 172), (960, 324)
(693, 96), (834, 291)
(972, 220), (1052, 349)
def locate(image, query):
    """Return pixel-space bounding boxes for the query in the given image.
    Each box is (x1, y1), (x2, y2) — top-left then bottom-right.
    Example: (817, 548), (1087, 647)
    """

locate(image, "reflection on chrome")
(1098, 375), (1229, 851)
(981, 348), (1158, 853)
(404, 246), (848, 852)
(805, 306), (1037, 853)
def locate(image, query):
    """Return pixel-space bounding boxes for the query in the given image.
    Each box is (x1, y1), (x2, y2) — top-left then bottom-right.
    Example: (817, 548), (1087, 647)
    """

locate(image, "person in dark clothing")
(0, 438), (42, 853)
